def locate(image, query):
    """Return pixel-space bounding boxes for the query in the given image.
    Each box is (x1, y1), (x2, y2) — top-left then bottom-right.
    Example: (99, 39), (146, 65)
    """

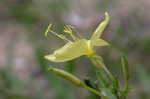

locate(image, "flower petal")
(45, 39), (89, 62)
(91, 39), (110, 46)
(91, 12), (110, 42)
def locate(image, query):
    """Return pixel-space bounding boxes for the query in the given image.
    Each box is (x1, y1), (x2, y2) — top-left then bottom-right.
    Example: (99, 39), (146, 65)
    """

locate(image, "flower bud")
(49, 67), (84, 87)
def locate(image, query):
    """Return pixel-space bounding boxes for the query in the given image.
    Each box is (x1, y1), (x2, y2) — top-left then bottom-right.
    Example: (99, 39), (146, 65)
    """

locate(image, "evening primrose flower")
(45, 12), (110, 62)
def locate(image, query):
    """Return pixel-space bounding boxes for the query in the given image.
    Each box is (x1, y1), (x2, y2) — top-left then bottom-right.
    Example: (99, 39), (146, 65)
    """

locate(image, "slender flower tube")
(44, 12), (110, 62)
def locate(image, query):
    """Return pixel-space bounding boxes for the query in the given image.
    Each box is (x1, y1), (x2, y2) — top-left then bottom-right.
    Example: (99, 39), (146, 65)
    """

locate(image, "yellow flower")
(45, 12), (110, 62)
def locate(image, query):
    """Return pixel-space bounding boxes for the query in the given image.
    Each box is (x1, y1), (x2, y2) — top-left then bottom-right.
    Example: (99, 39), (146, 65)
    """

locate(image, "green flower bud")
(49, 67), (84, 87)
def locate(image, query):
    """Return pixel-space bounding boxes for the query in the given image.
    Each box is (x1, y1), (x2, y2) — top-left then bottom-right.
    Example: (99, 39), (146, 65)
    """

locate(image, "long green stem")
(89, 55), (115, 81)
(83, 84), (107, 99)
(89, 55), (121, 99)
(99, 62), (114, 81)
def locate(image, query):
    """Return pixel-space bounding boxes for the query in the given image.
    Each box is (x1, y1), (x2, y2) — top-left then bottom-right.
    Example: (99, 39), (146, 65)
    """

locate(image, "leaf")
(121, 55), (129, 81)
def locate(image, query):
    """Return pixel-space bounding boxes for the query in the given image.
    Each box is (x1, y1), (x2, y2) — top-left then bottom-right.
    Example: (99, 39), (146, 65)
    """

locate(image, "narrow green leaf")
(121, 55), (129, 82)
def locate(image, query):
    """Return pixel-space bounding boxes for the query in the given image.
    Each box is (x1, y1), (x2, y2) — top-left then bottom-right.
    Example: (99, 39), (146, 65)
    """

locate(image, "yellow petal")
(45, 39), (89, 62)
(91, 12), (110, 42)
(91, 39), (110, 46)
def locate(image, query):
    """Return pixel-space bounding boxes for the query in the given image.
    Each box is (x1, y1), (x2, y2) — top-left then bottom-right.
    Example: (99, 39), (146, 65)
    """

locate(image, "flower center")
(86, 40), (95, 56)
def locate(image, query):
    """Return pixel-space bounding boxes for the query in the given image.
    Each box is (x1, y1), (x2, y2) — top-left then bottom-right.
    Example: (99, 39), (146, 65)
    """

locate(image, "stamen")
(74, 29), (82, 39)
(50, 30), (71, 42)
(63, 25), (78, 41)
(45, 23), (52, 37)
(45, 23), (71, 42)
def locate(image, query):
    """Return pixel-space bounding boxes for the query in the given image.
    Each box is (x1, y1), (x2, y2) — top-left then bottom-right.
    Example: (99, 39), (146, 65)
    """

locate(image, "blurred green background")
(0, 0), (150, 99)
